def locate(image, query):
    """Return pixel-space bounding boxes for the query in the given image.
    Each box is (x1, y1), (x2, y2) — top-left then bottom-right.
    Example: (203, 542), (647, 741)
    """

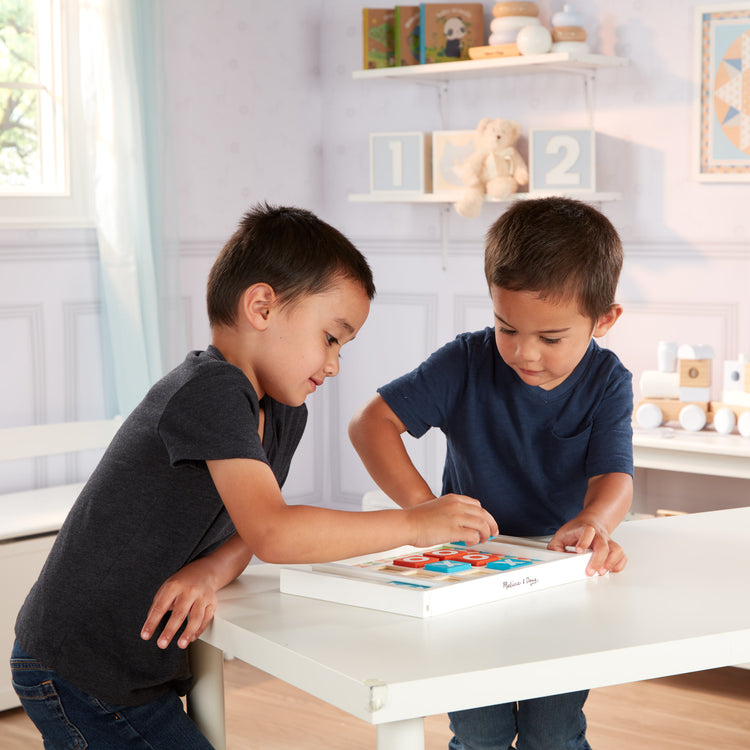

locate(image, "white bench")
(0, 417), (121, 711)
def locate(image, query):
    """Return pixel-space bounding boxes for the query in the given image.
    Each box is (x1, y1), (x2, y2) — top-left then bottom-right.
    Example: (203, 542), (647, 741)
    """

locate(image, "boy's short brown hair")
(484, 197), (623, 321)
(207, 203), (375, 328)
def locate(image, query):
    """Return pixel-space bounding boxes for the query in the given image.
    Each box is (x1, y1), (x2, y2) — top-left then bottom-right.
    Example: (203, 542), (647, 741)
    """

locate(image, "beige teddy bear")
(455, 118), (529, 218)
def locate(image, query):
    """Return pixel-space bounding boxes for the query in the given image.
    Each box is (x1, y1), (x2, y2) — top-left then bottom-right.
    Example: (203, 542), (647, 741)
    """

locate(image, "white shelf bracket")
(440, 205), (450, 270)
(583, 70), (596, 130)
(437, 81), (449, 130)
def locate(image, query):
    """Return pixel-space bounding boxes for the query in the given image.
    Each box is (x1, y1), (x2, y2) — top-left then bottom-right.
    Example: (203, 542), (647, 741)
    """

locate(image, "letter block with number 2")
(529, 129), (595, 194)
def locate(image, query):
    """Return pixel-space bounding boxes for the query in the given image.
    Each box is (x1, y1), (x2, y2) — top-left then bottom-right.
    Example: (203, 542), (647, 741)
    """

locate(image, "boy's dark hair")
(484, 197), (623, 321)
(207, 203), (376, 327)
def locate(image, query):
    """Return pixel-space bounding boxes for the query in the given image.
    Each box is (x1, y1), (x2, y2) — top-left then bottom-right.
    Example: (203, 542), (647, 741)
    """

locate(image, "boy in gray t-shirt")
(12, 204), (497, 749)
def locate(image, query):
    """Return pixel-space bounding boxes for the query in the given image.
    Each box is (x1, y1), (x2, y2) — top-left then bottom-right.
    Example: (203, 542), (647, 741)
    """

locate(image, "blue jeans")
(448, 690), (592, 750)
(10, 640), (215, 749)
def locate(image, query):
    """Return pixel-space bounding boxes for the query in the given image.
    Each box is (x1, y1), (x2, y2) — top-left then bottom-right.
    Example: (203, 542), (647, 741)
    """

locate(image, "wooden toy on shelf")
(370, 131), (432, 194)
(550, 4), (589, 54)
(634, 342), (750, 436)
(470, 1), (540, 59)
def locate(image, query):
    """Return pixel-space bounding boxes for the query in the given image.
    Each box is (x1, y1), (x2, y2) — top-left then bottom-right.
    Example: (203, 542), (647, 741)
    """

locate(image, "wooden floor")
(2, 661), (750, 749)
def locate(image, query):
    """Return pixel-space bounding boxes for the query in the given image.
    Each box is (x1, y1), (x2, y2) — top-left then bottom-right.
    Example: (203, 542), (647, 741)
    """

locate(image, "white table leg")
(187, 640), (227, 750)
(376, 717), (425, 750)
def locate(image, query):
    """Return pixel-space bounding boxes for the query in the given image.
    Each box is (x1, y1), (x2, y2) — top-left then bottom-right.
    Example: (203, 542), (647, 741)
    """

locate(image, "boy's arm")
(348, 394), (437, 508)
(547, 472), (633, 576)
(140, 533), (252, 649)
(208, 451), (497, 565)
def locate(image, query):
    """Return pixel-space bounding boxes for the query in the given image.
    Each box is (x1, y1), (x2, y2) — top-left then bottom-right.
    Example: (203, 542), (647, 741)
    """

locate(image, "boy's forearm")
(192, 533), (253, 590)
(348, 397), (435, 508)
(581, 472), (633, 533)
(243, 501), (495, 563)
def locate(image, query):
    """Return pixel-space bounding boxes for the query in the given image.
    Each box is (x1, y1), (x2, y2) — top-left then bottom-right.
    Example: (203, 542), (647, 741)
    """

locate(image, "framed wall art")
(695, 3), (750, 180)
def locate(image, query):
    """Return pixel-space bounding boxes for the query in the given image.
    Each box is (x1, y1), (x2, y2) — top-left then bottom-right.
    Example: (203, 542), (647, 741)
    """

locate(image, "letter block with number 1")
(370, 132), (432, 194)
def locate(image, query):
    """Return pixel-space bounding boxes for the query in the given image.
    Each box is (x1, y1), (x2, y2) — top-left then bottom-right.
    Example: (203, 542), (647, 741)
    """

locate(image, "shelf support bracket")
(437, 81), (449, 130)
(440, 205), (450, 270)
(583, 70), (596, 130)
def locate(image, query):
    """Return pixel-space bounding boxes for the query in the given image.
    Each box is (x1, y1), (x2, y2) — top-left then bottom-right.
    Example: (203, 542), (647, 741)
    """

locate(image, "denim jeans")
(10, 640), (215, 750)
(448, 690), (592, 750)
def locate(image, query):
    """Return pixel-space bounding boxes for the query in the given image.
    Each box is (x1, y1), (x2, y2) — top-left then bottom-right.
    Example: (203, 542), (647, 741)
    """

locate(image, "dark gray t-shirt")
(15, 345), (307, 705)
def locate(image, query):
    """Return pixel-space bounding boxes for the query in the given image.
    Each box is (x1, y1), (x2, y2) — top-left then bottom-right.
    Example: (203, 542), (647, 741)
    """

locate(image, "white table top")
(633, 428), (750, 479)
(201, 508), (750, 726)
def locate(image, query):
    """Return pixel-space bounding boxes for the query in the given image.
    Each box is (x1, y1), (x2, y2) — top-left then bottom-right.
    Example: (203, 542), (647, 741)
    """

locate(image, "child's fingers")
(453, 504), (498, 544)
(155, 605), (192, 649)
(140, 588), (176, 642)
(177, 602), (217, 649)
(575, 525), (596, 553)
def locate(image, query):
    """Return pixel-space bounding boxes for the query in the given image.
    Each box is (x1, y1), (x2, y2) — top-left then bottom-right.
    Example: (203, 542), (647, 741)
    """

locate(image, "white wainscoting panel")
(0, 305), (45, 493)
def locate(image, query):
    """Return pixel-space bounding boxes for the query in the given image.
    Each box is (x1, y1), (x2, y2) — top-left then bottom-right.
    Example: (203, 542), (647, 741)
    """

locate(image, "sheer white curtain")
(80, 0), (184, 417)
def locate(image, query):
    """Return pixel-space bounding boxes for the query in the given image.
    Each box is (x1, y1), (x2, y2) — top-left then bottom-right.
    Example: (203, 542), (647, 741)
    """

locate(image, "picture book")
(419, 3), (485, 64)
(394, 6), (421, 66)
(363, 8), (395, 69)
(280, 535), (592, 618)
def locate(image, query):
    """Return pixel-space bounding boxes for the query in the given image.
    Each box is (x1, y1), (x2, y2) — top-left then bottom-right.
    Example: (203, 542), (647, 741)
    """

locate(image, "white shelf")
(352, 53), (628, 82)
(348, 191), (622, 204)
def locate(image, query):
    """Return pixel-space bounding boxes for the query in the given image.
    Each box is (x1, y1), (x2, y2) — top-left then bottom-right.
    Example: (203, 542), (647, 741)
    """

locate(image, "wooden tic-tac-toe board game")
(280, 536), (592, 617)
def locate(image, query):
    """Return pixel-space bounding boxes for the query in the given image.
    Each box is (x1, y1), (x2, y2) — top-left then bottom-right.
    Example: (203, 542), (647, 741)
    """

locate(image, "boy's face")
(489, 285), (619, 391)
(257, 276), (371, 406)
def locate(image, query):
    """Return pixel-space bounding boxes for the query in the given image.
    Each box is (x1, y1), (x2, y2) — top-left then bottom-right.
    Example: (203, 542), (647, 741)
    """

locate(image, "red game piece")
(393, 554), (432, 568)
(425, 548), (469, 560)
(459, 552), (502, 567)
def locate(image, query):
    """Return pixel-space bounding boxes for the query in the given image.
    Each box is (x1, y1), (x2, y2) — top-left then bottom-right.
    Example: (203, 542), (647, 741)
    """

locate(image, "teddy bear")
(454, 118), (529, 218)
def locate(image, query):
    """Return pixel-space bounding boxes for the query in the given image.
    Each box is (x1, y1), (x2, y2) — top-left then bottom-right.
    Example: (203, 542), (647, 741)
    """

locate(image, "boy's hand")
(140, 566), (218, 650)
(547, 519), (627, 576)
(406, 494), (499, 547)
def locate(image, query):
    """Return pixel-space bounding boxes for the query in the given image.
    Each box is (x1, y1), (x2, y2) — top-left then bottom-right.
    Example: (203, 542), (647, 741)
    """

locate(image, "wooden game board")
(279, 536), (592, 617)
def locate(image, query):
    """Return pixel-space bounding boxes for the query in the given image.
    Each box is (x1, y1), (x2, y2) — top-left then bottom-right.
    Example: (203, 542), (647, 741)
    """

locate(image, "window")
(0, 0), (91, 227)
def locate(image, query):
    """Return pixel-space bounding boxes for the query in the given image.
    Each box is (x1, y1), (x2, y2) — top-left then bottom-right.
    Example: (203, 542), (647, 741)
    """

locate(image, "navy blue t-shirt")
(378, 328), (633, 537)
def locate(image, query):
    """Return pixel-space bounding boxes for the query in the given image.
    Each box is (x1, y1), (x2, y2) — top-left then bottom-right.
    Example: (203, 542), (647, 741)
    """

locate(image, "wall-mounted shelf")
(350, 52), (629, 267)
(348, 191), (622, 204)
(351, 52), (628, 83)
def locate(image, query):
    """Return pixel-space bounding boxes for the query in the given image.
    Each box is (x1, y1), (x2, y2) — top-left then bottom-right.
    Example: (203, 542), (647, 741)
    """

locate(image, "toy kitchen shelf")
(348, 52), (628, 207)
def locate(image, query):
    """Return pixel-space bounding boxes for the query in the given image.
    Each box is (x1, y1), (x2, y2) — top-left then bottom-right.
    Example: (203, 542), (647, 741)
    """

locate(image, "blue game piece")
(424, 560), (472, 574)
(487, 557), (534, 571)
(388, 579), (431, 589)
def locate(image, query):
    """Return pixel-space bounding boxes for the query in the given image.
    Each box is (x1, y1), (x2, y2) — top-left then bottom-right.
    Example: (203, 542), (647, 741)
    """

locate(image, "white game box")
(280, 535), (592, 618)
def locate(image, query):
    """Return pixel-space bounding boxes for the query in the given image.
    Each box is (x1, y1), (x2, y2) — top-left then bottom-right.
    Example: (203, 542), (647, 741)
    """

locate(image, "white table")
(189, 508), (750, 750)
(633, 429), (750, 480)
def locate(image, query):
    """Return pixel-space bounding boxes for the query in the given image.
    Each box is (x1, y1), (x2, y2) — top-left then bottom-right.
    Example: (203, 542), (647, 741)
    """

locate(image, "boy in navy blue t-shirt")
(349, 196), (633, 750)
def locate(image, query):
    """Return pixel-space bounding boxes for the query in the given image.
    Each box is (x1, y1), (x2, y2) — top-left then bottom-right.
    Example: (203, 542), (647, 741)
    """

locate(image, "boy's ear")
(592, 304), (623, 338)
(240, 283), (277, 330)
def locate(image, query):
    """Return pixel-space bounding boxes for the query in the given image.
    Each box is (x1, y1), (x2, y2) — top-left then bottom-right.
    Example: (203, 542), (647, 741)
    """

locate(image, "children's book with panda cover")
(419, 3), (484, 64)
(280, 535), (592, 618)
